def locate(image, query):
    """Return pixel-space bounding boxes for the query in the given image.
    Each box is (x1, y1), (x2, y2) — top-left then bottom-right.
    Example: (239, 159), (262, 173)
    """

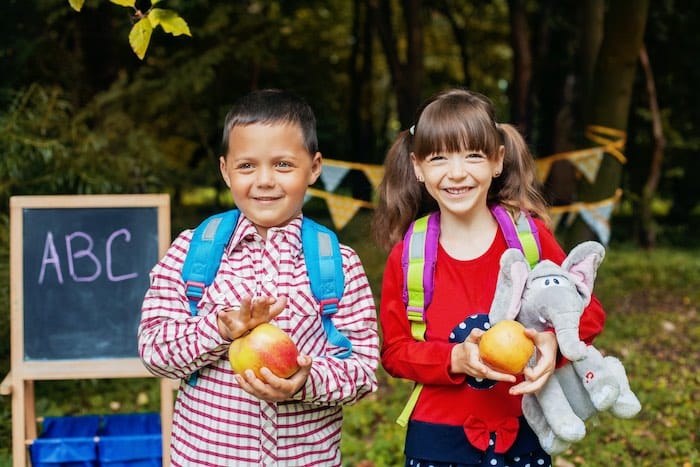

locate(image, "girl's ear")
(495, 145), (505, 174)
(219, 155), (231, 188)
(411, 152), (423, 181)
(308, 152), (323, 185)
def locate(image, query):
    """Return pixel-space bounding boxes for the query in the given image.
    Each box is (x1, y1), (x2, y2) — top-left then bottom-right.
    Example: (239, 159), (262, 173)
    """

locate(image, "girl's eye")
(427, 154), (445, 162)
(467, 152), (486, 159)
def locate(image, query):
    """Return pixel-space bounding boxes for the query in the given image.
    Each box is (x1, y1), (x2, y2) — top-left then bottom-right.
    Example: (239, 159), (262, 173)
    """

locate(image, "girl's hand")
(217, 295), (288, 340)
(450, 328), (517, 383)
(234, 354), (313, 402)
(509, 328), (558, 395)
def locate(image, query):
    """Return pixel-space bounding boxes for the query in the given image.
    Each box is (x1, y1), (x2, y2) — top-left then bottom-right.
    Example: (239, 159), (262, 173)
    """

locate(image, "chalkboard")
(5, 195), (174, 467)
(10, 195), (170, 364)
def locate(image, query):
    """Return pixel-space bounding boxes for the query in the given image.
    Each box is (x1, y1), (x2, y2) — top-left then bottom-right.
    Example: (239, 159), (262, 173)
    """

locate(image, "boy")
(138, 89), (379, 466)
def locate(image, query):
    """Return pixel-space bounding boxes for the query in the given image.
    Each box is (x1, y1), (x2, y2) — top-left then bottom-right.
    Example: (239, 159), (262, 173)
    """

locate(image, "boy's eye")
(236, 162), (254, 170)
(276, 160), (292, 168)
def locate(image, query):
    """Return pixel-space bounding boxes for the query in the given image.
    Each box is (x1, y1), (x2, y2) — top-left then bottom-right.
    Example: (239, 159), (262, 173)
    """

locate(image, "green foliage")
(68, 0), (191, 59)
(0, 84), (170, 209)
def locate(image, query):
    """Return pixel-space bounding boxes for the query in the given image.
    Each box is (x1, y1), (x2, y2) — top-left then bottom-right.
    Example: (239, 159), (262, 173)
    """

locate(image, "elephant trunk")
(554, 326), (587, 361)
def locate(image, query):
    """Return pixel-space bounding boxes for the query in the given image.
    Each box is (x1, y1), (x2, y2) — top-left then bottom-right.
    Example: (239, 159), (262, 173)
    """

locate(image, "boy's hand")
(509, 328), (558, 395)
(217, 295), (287, 340)
(449, 328), (517, 383)
(234, 354), (313, 402)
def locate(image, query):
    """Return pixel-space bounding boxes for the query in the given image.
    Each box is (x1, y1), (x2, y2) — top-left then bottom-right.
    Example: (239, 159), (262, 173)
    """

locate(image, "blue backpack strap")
(490, 205), (541, 268)
(182, 209), (240, 316)
(181, 209), (239, 386)
(301, 217), (351, 359)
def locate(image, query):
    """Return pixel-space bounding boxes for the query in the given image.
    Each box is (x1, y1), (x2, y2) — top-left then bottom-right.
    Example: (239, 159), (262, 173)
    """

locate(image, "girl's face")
(219, 122), (322, 239)
(412, 147), (504, 219)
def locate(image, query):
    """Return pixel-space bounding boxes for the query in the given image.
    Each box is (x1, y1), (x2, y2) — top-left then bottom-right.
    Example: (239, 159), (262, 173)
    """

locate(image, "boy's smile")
(219, 122), (322, 239)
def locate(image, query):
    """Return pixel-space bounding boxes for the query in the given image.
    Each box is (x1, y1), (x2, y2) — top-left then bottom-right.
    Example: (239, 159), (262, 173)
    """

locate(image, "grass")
(1, 208), (699, 466)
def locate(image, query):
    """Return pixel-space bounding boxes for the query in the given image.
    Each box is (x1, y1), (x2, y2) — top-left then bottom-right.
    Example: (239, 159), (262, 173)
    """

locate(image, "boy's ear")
(308, 152), (322, 185)
(219, 155), (231, 187)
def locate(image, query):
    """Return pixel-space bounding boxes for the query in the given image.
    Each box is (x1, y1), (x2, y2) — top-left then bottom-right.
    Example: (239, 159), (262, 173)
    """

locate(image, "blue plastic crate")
(29, 415), (100, 467)
(28, 413), (162, 467)
(98, 413), (162, 467)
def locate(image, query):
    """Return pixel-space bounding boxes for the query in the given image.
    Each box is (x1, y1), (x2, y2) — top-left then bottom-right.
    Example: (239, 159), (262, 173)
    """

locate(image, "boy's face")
(219, 122), (322, 239)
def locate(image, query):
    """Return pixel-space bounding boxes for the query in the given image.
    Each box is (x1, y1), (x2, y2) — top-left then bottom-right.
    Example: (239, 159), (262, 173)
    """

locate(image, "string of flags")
(308, 125), (626, 245)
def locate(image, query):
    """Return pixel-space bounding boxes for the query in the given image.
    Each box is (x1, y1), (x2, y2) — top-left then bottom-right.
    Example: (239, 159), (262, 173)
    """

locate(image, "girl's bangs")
(414, 106), (498, 159)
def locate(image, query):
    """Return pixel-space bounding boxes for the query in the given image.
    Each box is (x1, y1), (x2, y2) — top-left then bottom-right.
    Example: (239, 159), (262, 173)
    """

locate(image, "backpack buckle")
(185, 281), (206, 301)
(406, 306), (426, 323)
(320, 298), (339, 316)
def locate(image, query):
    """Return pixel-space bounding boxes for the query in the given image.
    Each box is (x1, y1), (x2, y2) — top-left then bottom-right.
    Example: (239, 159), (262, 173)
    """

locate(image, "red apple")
(478, 320), (535, 375)
(229, 323), (300, 381)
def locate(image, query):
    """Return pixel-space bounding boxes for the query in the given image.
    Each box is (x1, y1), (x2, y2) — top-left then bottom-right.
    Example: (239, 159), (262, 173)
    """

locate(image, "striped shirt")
(139, 214), (379, 466)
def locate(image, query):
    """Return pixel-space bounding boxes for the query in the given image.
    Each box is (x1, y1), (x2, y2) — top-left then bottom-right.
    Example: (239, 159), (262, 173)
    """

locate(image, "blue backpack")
(397, 204), (541, 425)
(182, 209), (352, 386)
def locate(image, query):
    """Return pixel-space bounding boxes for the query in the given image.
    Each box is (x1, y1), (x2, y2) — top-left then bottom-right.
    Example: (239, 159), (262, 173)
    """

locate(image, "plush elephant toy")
(488, 241), (642, 455)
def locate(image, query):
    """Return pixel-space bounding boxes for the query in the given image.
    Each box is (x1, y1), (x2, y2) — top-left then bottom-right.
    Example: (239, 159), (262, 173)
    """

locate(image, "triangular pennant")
(325, 192), (364, 230)
(570, 149), (604, 184)
(320, 165), (350, 193)
(362, 166), (385, 191)
(535, 159), (553, 183)
(579, 202), (615, 246)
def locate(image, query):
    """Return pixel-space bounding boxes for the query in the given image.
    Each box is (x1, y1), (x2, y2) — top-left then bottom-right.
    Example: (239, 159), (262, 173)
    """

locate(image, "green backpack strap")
(396, 205), (541, 426)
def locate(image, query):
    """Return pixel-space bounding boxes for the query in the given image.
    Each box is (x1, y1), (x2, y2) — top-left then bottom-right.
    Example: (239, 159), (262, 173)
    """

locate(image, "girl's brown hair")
(372, 88), (549, 250)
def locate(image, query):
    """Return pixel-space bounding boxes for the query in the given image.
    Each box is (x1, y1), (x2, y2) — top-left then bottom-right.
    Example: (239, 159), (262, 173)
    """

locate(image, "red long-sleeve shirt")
(380, 217), (606, 454)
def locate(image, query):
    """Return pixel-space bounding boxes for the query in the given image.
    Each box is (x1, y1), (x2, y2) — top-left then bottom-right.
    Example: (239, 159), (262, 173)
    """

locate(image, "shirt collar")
(227, 213), (304, 255)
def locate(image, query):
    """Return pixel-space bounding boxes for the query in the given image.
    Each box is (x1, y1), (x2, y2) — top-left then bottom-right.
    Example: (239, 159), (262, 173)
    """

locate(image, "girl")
(372, 88), (605, 466)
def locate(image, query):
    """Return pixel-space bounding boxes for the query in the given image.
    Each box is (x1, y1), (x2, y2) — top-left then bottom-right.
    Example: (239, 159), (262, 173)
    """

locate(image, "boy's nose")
(256, 167), (275, 186)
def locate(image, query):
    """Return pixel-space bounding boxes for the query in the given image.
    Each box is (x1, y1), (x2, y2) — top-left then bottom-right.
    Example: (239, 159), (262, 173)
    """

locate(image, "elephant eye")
(541, 275), (564, 287)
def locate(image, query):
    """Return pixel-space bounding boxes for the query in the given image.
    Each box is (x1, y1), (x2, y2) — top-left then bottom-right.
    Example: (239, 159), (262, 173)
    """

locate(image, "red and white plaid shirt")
(139, 214), (379, 466)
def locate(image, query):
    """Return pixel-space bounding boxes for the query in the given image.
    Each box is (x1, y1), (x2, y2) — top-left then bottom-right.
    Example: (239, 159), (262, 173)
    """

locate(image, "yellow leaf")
(110, 0), (136, 7)
(129, 19), (153, 60)
(148, 8), (192, 37)
(68, 0), (85, 11)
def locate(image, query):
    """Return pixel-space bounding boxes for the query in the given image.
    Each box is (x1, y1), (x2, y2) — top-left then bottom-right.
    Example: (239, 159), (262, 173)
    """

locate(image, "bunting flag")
(361, 165), (385, 191)
(534, 125), (625, 184)
(320, 164), (350, 193)
(535, 147), (605, 184)
(307, 188), (374, 230)
(548, 189), (622, 245)
(324, 159), (385, 191)
(579, 202), (616, 246)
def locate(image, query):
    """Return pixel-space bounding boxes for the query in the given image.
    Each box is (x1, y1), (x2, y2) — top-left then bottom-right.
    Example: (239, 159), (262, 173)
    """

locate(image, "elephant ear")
(489, 248), (530, 324)
(561, 241), (606, 306)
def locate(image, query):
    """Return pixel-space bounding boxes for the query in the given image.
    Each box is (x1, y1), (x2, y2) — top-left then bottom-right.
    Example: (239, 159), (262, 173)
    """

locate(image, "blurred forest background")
(1, 0), (699, 465)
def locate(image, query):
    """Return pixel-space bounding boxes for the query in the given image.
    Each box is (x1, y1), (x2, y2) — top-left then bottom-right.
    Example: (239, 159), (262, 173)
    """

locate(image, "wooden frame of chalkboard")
(2, 194), (173, 467)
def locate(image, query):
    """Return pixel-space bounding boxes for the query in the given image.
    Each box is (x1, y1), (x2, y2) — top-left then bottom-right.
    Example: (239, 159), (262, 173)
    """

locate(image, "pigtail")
(494, 123), (551, 226)
(372, 131), (428, 250)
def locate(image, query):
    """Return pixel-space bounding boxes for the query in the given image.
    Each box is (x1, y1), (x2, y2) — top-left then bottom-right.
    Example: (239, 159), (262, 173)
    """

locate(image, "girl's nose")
(447, 158), (467, 179)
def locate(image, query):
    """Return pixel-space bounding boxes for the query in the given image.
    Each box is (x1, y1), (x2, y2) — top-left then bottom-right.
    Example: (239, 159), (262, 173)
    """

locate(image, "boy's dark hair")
(221, 89), (319, 155)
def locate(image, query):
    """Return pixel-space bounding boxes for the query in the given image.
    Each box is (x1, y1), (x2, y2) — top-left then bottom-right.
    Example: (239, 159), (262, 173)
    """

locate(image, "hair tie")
(409, 125), (415, 136)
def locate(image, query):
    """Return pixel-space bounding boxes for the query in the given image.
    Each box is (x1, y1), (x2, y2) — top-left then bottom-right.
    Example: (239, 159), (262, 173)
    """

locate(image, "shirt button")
(264, 274), (273, 282)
